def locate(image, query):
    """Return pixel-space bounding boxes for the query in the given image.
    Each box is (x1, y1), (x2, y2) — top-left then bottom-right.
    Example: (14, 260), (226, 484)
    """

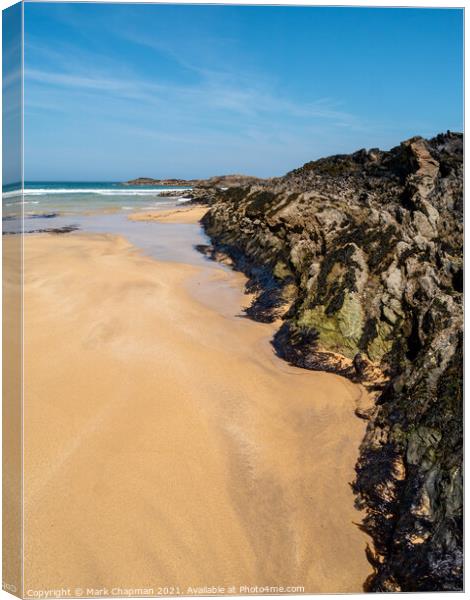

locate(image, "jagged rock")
(201, 132), (463, 591)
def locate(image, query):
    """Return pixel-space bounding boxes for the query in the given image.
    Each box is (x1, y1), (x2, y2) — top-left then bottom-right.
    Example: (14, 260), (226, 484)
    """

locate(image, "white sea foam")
(10, 187), (193, 196)
(2, 191), (23, 199)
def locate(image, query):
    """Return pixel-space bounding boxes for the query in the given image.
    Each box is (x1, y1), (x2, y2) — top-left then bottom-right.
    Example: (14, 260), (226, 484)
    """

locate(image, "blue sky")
(3, 2), (22, 184)
(24, 2), (463, 181)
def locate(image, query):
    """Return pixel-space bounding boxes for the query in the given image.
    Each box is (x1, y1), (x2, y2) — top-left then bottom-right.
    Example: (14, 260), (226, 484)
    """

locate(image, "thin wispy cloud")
(25, 62), (360, 129)
(25, 6), (362, 132)
(110, 26), (361, 127)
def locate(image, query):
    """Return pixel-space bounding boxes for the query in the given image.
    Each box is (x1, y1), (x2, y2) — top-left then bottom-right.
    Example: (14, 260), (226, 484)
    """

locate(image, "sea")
(2, 181), (192, 216)
(2, 181), (213, 266)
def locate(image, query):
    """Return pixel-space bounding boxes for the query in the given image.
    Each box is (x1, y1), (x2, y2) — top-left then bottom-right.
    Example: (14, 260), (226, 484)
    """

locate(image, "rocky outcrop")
(200, 132), (463, 591)
(196, 173), (266, 188)
(123, 177), (197, 186)
(123, 174), (264, 188)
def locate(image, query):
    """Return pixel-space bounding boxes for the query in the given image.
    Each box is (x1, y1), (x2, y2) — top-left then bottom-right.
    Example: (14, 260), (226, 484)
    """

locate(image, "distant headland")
(123, 177), (198, 187)
(123, 174), (264, 188)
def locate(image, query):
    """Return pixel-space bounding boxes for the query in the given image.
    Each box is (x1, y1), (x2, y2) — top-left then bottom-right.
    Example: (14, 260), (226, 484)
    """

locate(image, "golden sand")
(128, 205), (208, 224)
(12, 231), (372, 594)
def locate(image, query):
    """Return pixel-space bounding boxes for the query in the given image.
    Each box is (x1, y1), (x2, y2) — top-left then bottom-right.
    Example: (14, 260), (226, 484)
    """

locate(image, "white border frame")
(0, 2), (465, 600)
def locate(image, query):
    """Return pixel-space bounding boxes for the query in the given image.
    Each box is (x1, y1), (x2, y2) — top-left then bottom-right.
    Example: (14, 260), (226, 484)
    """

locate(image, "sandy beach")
(15, 225), (372, 594)
(128, 205), (208, 224)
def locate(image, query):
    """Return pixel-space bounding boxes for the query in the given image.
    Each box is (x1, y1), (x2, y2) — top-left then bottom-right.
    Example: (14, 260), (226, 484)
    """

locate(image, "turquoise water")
(2, 183), (210, 268)
(2, 181), (192, 217)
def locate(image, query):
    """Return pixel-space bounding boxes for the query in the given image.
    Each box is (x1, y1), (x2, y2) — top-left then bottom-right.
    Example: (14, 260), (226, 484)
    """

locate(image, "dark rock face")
(201, 132), (463, 592)
(181, 175), (267, 205)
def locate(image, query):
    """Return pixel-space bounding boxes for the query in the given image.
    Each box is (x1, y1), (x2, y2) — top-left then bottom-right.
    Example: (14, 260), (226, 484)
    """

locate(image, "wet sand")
(16, 227), (372, 594)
